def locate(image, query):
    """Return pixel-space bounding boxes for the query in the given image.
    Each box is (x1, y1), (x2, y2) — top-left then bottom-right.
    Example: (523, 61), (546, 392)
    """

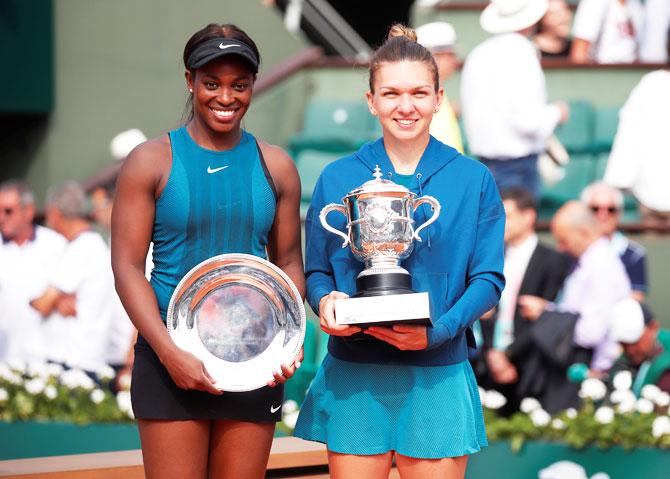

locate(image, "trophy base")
(354, 272), (413, 297)
(335, 291), (431, 328)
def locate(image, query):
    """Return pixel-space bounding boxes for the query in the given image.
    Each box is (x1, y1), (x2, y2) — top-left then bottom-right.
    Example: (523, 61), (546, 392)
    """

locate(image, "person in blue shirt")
(294, 24), (505, 479)
(111, 23), (304, 479)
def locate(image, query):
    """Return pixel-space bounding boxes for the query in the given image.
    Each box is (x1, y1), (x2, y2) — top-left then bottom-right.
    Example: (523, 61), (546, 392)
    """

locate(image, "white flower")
(530, 408), (551, 427)
(520, 397), (542, 414)
(6, 372), (22, 385)
(7, 358), (26, 373)
(654, 392), (670, 408)
(652, 416), (670, 438)
(282, 399), (298, 414)
(24, 378), (46, 395)
(617, 399), (636, 414)
(579, 378), (607, 401)
(565, 408), (578, 419)
(283, 410), (299, 429)
(44, 385), (57, 400)
(90, 389), (105, 404)
(0, 364), (12, 380)
(610, 389), (636, 405)
(594, 406), (615, 424)
(60, 369), (95, 391)
(95, 366), (116, 382)
(483, 390), (507, 410)
(26, 362), (49, 378)
(641, 384), (662, 402)
(612, 371), (632, 391)
(45, 363), (64, 377)
(551, 418), (566, 430)
(0, 388), (8, 402)
(116, 391), (134, 419)
(636, 398), (655, 414)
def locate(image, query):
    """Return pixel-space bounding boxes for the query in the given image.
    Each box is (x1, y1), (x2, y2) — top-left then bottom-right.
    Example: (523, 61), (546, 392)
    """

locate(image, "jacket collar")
(355, 135), (460, 188)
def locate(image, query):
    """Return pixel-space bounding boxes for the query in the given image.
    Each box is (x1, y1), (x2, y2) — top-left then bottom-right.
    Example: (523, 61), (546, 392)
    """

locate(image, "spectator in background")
(570, 0), (644, 64)
(533, 0), (573, 58)
(603, 56), (670, 229)
(461, 0), (569, 199)
(609, 298), (670, 395)
(639, 0), (670, 63)
(90, 186), (137, 387)
(477, 188), (571, 414)
(30, 181), (114, 372)
(0, 180), (66, 363)
(517, 201), (631, 411)
(519, 202), (630, 372)
(416, 21), (464, 153)
(580, 182), (647, 301)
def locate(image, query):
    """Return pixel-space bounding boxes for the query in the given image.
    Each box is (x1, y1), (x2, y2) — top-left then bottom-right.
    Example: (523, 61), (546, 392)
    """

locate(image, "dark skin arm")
(111, 136), (221, 395)
(258, 141), (306, 385)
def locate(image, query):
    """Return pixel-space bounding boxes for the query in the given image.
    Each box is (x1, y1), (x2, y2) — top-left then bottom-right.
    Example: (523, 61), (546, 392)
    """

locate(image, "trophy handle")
(320, 203), (350, 248)
(412, 196), (441, 242)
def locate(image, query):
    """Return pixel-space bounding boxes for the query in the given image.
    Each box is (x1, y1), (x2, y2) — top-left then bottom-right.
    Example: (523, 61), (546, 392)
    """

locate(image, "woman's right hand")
(160, 347), (223, 395)
(319, 291), (361, 336)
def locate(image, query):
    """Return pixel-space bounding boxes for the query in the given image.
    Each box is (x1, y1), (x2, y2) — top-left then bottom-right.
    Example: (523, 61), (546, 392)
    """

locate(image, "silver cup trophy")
(320, 166), (441, 327)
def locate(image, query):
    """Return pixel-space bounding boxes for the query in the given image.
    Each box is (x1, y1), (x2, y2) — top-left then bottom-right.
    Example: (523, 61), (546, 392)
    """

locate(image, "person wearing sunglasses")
(580, 181), (647, 302)
(0, 180), (67, 363)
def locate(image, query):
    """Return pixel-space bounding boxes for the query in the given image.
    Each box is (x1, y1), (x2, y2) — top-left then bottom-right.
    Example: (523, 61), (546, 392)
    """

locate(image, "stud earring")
(189, 88), (193, 93)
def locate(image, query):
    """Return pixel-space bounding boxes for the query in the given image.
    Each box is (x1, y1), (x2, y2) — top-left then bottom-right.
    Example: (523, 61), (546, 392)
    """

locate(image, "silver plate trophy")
(320, 166), (441, 327)
(167, 253), (305, 392)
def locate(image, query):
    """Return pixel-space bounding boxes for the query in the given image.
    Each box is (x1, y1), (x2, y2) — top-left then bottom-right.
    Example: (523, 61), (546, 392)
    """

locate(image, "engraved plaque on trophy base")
(335, 292), (431, 327)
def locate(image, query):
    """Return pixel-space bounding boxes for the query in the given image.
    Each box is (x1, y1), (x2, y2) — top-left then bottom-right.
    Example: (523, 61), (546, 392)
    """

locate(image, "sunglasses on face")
(0, 207), (17, 216)
(589, 205), (619, 215)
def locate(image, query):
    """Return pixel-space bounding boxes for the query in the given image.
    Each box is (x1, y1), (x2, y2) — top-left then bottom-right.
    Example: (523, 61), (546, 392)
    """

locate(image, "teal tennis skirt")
(293, 354), (487, 459)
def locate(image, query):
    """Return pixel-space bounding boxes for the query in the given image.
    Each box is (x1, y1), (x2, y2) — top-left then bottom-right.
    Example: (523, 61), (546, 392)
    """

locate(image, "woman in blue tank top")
(111, 24), (304, 479)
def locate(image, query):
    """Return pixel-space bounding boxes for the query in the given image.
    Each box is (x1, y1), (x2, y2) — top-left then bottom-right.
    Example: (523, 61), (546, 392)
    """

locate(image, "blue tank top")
(150, 127), (277, 320)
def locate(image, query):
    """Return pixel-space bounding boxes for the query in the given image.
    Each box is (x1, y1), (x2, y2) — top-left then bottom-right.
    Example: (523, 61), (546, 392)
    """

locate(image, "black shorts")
(130, 336), (284, 422)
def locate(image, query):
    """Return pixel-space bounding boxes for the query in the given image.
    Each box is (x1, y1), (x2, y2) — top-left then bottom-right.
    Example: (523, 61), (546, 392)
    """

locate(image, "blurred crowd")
(0, 180), (138, 391)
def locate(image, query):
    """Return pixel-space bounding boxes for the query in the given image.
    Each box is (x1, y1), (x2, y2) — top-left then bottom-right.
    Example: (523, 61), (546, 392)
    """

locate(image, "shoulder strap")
(255, 140), (278, 201)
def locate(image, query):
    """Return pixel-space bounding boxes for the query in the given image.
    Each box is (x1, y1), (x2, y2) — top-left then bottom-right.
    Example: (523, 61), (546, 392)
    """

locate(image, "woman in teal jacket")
(294, 24), (505, 479)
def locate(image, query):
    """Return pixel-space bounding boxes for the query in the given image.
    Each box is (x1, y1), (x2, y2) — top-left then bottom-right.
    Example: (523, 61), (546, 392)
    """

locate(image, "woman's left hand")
(363, 324), (428, 350)
(268, 347), (304, 387)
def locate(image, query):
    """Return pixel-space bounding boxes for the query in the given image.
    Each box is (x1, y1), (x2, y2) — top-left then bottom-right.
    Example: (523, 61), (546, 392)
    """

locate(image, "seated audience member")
(570, 0), (644, 64)
(416, 21), (464, 152)
(603, 61), (670, 229)
(639, 0), (670, 63)
(0, 180), (66, 363)
(609, 299), (670, 395)
(517, 201), (631, 411)
(30, 181), (114, 372)
(580, 182), (647, 301)
(533, 0), (573, 58)
(477, 188), (571, 414)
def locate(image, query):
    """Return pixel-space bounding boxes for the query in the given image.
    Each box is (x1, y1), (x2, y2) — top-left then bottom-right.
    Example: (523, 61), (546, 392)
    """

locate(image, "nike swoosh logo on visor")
(207, 165), (229, 174)
(219, 43), (240, 50)
(270, 404), (281, 413)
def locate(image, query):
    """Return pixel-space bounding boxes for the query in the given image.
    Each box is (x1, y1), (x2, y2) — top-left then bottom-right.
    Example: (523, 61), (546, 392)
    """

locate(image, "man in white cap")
(609, 298), (670, 395)
(461, 0), (569, 199)
(416, 21), (464, 153)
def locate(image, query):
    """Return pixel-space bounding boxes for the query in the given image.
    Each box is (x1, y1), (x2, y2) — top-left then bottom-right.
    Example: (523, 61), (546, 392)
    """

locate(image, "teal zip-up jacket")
(305, 136), (506, 366)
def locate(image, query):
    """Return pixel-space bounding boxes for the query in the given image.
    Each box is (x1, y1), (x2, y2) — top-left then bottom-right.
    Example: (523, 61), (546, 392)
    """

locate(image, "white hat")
(480, 0), (549, 34)
(110, 128), (147, 160)
(609, 298), (646, 344)
(416, 22), (457, 52)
